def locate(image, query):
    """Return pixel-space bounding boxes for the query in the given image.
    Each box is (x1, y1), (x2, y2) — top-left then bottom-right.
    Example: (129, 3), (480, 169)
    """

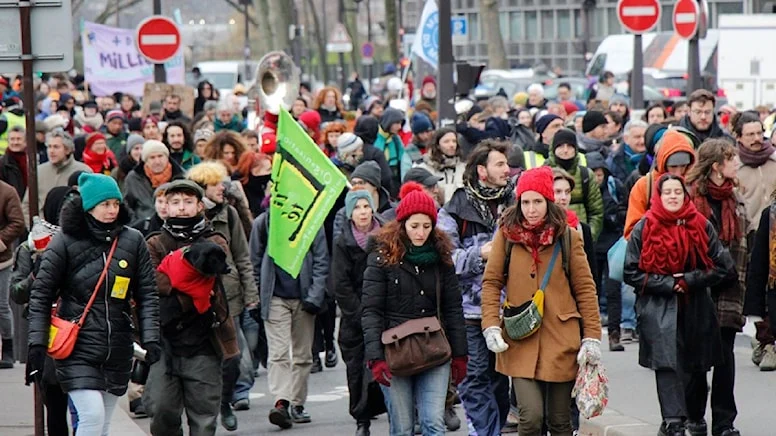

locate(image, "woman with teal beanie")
(25, 173), (160, 436)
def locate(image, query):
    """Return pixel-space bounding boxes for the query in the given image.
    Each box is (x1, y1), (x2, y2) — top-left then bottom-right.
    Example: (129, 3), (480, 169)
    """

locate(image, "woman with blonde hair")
(314, 86), (346, 124)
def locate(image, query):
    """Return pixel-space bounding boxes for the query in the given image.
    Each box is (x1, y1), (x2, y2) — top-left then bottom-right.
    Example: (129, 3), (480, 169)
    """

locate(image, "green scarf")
(404, 241), (440, 265)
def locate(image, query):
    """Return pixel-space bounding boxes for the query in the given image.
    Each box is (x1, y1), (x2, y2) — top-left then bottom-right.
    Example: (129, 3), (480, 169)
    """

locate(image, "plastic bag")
(572, 362), (609, 419)
(607, 237), (627, 282)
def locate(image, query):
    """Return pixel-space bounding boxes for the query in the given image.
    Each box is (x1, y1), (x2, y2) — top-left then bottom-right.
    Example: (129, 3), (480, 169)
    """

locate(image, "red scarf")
(565, 209), (580, 229)
(639, 189), (714, 276)
(157, 249), (215, 314)
(82, 147), (117, 175)
(502, 219), (556, 275)
(692, 180), (741, 243)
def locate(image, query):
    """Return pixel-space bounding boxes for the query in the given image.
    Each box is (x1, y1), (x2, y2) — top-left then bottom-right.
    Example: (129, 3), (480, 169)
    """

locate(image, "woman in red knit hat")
(624, 173), (731, 436)
(361, 182), (467, 436)
(82, 132), (117, 175)
(480, 166), (602, 436)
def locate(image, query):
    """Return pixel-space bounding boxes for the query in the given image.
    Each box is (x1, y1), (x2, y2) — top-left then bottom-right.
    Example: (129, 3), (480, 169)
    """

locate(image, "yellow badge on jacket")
(111, 276), (130, 299)
(48, 325), (58, 349)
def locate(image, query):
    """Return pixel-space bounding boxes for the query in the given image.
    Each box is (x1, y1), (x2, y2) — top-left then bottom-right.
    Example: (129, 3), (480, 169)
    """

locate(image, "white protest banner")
(82, 21), (185, 97)
(410, 0), (439, 69)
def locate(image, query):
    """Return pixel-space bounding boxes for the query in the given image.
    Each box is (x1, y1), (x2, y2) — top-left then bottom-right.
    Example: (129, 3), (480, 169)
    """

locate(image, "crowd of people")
(0, 65), (773, 436)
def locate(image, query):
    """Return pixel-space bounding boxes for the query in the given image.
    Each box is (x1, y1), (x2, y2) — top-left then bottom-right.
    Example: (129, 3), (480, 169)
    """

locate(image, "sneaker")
(129, 398), (147, 419)
(718, 428), (741, 436)
(325, 348), (338, 368)
(760, 344), (776, 371)
(220, 403), (238, 431)
(290, 405), (311, 423)
(686, 419), (707, 436)
(232, 398), (250, 411)
(311, 355), (323, 373)
(658, 421), (686, 436)
(622, 328), (637, 343)
(269, 400), (293, 429)
(444, 407), (461, 431)
(753, 345), (765, 366)
(609, 330), (625, 352)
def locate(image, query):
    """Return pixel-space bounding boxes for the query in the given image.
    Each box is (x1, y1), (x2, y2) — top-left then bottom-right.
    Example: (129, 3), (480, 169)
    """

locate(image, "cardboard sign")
(141, 82), (195, 118)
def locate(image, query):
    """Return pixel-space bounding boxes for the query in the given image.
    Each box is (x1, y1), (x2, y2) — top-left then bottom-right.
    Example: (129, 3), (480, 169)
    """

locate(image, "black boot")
(220, 403), (238, 431)
(355, 420), (371, 436)
(609, 330), (625, 352)
(311, 354), (323, 373)
(0, 339), (14, 369)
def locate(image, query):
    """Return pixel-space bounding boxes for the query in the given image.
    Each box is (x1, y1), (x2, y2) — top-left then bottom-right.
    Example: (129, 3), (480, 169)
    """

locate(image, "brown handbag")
(380, 268), (452, 377)
(48, 238), (119, 360)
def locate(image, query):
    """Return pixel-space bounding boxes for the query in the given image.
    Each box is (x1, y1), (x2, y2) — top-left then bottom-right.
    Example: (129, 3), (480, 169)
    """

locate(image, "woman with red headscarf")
(624, 173), (732, 436)
(82, 132), (117, 175)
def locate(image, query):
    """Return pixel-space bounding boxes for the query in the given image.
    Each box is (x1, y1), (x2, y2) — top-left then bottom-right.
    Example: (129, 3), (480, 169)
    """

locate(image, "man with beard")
(123, 140), (185, 220)
(161, 94), (191, 125)
(418, 75), (437, 111)
(436, 140), (514, 436)
(546, 128), (604, 240)
(103, 110), (128, 157)
(734, 111), (776, 235)
(679, 89), (732, 144)
(164, 121), (201, 171)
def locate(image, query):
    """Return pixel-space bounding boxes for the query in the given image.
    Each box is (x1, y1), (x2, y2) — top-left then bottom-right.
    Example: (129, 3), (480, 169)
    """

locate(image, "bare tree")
(480, 0), (507, 69)
(255, 0), (273, 56)
(384, 0), (398, 62)
(268, 0), (291, 51)
(305, 0), (329, 83)
(94, 0), (145, 24)
(344, 4), (360, 76)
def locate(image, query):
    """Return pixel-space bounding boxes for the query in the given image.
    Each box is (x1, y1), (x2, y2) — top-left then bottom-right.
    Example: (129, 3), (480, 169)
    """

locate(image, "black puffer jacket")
(27, 196), (159, 396)
(361, 238), (467, 362)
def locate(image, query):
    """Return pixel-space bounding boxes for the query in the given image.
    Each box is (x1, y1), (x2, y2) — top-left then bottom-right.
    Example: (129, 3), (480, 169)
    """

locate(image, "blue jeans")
(621, 283), (636, 330)
(387, 362), (450, 436)
(233, 310), (259, 402)
(68, 389), (119, 436)
(459, 324), (510, 436)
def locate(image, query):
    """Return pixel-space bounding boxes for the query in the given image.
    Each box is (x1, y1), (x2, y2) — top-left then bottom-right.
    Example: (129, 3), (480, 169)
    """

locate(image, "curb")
(579, 409), (658, 436)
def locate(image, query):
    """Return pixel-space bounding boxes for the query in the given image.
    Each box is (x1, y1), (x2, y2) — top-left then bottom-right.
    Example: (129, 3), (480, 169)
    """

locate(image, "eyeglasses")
(691, 110), (713, 118)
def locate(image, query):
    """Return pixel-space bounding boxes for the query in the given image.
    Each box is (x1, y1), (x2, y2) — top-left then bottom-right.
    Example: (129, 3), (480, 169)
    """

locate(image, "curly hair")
(203, 130), (248, 169)
(312, 86), (345, 114)
(319, 122), (347, 147)
(685, 138), (738, 195)
(372, 220), (454, 266)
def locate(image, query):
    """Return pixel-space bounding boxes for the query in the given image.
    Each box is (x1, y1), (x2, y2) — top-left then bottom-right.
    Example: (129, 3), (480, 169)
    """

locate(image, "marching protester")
(203, 130), (249, 173)
(679, 90), (731, 143)
(112, 133), (145, 191)
(131, 183), (169, 237)
(362, 182), (467, 436)
(33, 130), (91, 217)
(163, 121), (201, 171)
(525, 114), (564, 169)
(314, 86), (346, 124)
(480, 166), (601, 436)
(416, 127), (466, 205)
(27, 173), (160, 436)
(624, 173), (731, 436)
(123, 140), (185, 221)
(732, 111), (776, 236)
(686, 139), (746, 436)
(607, 120), (647, 183)
(333, 160), (396, 241)
(0, 179), (24, 369)
(81, 132), (118, 175)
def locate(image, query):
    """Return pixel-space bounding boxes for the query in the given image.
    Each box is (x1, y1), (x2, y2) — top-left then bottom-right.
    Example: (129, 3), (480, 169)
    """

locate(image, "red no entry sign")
(617, 0), (661, 34)
(135, 16), (181, 64)
(673, 0), (700, 40)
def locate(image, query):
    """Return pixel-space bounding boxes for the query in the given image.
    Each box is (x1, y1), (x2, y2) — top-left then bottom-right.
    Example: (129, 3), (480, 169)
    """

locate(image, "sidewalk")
(0, 365), (146, 436)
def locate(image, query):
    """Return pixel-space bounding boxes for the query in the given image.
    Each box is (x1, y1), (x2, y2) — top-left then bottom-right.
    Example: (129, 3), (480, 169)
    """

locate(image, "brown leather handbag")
(380, 269), (452, 377)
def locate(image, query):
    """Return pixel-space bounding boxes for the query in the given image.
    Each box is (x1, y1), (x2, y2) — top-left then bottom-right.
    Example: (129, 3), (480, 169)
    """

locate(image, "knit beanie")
(350, 161), (382, 188)
(141, 115), (159, 129)
(126, 134), (145, 154)
(142, 139), (170, 162)
(421, 75), (436, 87)
(516, 166), (555, 202)
(552, 128), (578, 151)
(78, 173), (123, 211)
(535, 114), (562, 135)
(582, 111), (608, 133)
(336, 132), (364, 157)
(194, 128), (214, 144)
(106, 110), (125, 123)
(395, 182), (438, 224)
(345, 189), (375, 219)
(410, 112), (434, 135)
(86, 132), (106, 151)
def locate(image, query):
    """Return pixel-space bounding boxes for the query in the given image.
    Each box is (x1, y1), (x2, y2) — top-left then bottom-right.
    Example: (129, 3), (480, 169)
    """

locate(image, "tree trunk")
(480, 0), (507, 69)
(94, 0), (144, 24)
(305, 0), (329, 84)
(255, 0), (272, 55)
(345, 4), (360, 76)
(384, 0), (399, 63)
(268, 0), (291, 53)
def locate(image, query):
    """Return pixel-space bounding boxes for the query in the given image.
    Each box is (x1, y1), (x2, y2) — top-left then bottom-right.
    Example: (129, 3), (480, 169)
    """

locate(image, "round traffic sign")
(135, 16), (181, 64)
(617, 0), (661, 34)
(361, 42), (374, 58)
(673, 0), (700, 40)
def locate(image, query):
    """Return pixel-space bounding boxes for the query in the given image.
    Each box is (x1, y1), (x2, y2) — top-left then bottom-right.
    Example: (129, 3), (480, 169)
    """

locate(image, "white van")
(192, 60), (258, 96)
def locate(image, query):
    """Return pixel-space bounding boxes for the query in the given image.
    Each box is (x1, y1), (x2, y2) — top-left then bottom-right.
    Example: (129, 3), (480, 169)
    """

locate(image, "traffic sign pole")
(632, 34), (644, 110)
(673, 0), (702, 93)
(617, 0), (660, 110)
(153, 0), (166, 83)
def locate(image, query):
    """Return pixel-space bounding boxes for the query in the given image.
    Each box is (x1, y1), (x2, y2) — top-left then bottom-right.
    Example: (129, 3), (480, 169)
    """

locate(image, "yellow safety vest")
(523, 150), (587, 169)
(0, 112), (25, 156)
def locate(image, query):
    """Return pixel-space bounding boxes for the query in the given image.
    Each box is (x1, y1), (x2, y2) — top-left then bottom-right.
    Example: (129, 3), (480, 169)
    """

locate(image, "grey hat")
(403, 167), (442, 188)
(164, 179), (205, 200)
(194, 128), (214, 144)
(666, 151), (692, 167)
(336, 132), (364, 157)
(350, 160), (382, 188)
(126, 134), (145, 154)
(149, 101), (162, 113)
(203, 100), (218, 112)
(154, 182), (172, 197)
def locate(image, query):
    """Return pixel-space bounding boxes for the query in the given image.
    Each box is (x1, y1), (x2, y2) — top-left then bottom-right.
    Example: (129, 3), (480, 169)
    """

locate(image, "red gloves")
(369, 360), (392, 386)
(451, 356), (468, 386)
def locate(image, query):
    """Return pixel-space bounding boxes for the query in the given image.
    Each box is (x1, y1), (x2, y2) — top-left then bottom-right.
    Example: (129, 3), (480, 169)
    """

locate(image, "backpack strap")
(581, 167), (590, 216)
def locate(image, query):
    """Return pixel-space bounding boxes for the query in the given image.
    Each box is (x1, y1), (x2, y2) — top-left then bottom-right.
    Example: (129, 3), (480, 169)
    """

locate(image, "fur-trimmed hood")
(59, 192), (132, 240)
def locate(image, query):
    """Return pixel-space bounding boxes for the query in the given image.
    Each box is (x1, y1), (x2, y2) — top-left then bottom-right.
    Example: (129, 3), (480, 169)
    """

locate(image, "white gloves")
(577, 338), (602, 366)
(483, 327), (509, 354)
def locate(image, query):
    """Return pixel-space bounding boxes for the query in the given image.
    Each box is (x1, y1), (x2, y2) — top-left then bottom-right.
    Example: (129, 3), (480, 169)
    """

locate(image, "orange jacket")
(623, 130), (696, 239)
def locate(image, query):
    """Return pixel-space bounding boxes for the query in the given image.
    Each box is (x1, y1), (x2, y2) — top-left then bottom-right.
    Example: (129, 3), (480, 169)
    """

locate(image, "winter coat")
(588, 152), (627, 255)
(745, 206), (776, 323)
(146, 227), (239, 360)
(362, 144), (395, 196)
(130, 214), (164, 238)
(169, 149), (201, 172)
(484, 117), (512, 140)
(624, 219), (729, 372)
(0, 152), (26, 201)
(437, 188), (514, 320)
(33, 154), (92, 217)
(481, 228), (601, 382)
(606, 143), (641, 183)
(27, 197), (160, 396)
(249, 212), (329, 320)
(737, 157), (776, 234)
(361, 239), (468, 363)
(417, 157), (466, 205)
(678, 115), (733, 144)
(207, 204), (259, 317)
(122, 160), (185, 221)
(215, 115), (243, 133)
(331, 224), (387, 420)
(317, 107), (343, 124)
(105, 132), (128, 158)
(545, 155), (604, 240)
(0, 181), (24, 268)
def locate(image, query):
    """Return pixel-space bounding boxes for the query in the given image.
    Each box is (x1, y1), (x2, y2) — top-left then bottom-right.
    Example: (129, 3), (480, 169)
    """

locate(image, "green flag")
(268, 108), (348, 278)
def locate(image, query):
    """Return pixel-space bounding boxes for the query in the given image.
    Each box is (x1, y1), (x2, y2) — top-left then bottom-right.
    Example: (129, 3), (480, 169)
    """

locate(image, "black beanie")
(552, 128), (578, 151)
(582, 111), (608, 134)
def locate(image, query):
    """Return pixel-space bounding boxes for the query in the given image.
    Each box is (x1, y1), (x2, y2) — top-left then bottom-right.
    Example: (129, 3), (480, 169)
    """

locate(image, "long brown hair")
(203, 130), (248, 170)
(372, 220), (454, 266)
(499, 197), (568, 237)
(428, 127), (461, 165)
(685, 138), (737, 196)
(312, 86), (345, 114)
